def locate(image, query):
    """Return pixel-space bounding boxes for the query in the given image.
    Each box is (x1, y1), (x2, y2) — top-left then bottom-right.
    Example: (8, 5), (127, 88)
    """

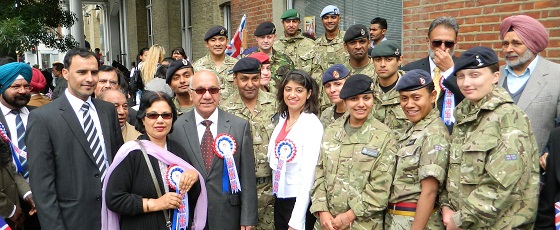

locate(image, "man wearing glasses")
(94, 65), (120, 97)
(402, 16), (464, 133)
(169, 69), (258, 230)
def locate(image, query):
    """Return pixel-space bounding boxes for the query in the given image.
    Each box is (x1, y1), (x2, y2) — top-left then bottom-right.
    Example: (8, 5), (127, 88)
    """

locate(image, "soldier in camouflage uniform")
(193, 25), (238, 99)
(385, 69), (449, 230)
(241, 22), (295, 96)
(370, 41), (410, 136)
(319, 64), (349, 127)
(273, 9), (315, 74)
(310, 74), (397, 230)
(166, 59), (194, 115)
(343, 24), (377, 82)
(440, 47), (539, 229)
(219, 57), (278, 230)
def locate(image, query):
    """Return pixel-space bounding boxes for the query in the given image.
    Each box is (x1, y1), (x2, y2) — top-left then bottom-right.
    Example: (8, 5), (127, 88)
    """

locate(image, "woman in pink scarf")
(102, 91), (207, 230)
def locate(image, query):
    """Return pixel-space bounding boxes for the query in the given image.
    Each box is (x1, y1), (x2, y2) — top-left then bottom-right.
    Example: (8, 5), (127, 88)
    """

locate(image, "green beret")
(254, 22), (276, 36)
(204, 26), (228, 41)
(232, 57), (262, 74)
(281, 9), (300, 20)
(343, 24), (368, 43)
(339, 74), (373, 99)
(370, 40), (401, 57)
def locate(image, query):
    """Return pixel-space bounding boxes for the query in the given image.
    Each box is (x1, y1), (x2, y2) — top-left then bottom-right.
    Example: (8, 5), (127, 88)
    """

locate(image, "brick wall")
(230, 0), (273, 49)
(403, 0), (560, 65)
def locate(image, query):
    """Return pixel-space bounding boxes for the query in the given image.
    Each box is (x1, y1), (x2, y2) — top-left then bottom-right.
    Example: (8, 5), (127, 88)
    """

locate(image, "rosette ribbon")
(0, 122), (27, 178)
(213, 133), (241, 194)
(166, 165), (189, 230)
(273, 139), (296, 195)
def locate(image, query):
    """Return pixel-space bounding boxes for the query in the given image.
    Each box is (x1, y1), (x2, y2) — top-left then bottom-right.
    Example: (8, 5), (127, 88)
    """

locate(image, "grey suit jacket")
(169, 108), (257, 229)
(499, 57), (560, 153)
(26, 93), (124, 230)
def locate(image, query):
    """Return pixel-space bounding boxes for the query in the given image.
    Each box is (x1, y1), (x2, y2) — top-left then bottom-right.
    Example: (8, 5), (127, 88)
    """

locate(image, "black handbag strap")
(136, 140), (171, 228)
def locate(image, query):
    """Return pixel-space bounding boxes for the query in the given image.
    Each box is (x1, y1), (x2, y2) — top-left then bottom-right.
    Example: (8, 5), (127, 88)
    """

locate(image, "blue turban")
(0, 62), (32, 94)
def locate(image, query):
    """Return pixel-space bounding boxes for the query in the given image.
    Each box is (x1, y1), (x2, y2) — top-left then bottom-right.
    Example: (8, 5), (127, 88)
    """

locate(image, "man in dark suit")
(169, 70), (257, 230)
(0, 140), (31, 229)
(26, 48), (124, 229)
(536, 127), (560, 229)
(402, 16), (464, 133)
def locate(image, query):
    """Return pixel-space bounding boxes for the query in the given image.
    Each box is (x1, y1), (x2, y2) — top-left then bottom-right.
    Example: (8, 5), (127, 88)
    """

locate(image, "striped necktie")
(10, 110), (28, 178)
(81, 103), (107, 181)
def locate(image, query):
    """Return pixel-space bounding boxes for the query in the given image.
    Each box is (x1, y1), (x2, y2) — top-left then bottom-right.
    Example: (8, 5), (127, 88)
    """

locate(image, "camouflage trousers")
(384, 210), (444, 230)
(255, 179), (274, 230)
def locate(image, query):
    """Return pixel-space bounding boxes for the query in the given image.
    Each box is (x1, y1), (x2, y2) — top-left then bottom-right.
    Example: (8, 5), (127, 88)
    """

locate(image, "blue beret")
(254, 22), (276, 36)
(344, 24), (368, 43)
(204, 26), (228, 41)
(452, 46), (499, 76)
(370, 40), (401, 57)
(396, 69), (433, 91)
(0, 62), (32, 94)
(166, 59), (193, 84)
(320, 5), (340, 18)
(322, 64), (350, 85)
(232, 57), (262, 74)
(339, 74), (373, 99)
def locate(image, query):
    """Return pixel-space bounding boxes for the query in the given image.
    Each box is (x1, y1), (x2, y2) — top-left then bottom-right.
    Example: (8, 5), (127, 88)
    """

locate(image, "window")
(222, 3), (231, 38)
(146, 0), (154, 46)
(290, 0), (403, 44)
(181, 0), (192, 59)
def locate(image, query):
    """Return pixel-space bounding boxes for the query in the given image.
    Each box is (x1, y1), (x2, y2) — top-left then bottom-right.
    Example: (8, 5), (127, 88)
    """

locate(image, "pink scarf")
(101, 140), (208, 230)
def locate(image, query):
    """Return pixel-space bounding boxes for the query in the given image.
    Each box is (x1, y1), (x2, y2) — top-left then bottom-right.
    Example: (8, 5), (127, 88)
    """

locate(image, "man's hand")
(241, 225), (255, 230)
(10, 206), (25, 228)
(540, 152), (549, 170)
(318, 211), (336, 230)
(24, 193), (37, 215)
(433, 48), (454, 72)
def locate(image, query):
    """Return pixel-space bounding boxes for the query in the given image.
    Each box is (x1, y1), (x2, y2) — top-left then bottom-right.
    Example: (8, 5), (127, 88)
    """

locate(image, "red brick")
(535, 1), (560, 9)
(475, 15), (499, 23)
(459, 8), (482, 17)
(548, 9), (560, 17)
(461, 25), (480, 33)
(520, 3), (534, 10)
(495, 4), (520, 13)
(476, 33), (499, 41)
(546, 49), (560, 59)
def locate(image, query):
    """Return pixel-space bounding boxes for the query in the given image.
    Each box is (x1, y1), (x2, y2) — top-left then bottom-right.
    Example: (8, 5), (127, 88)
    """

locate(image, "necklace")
(286, 118), (297, 130)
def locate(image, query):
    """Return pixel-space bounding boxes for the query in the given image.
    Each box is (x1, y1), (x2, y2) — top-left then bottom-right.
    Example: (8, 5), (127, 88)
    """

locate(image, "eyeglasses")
(191, 87), (220, 95)
(145, 112), (173, 120)
(98, 79), (118, 86)
(431, 40), (456, 48)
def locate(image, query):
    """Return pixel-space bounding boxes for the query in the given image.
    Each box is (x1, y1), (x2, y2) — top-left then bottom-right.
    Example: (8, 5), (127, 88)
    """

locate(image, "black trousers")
(274, 197), (316, 230)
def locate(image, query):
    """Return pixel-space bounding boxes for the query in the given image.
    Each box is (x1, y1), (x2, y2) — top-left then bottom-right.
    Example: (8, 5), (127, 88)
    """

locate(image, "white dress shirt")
(0, 103), (29, 148)
(194, 109), (219, 144)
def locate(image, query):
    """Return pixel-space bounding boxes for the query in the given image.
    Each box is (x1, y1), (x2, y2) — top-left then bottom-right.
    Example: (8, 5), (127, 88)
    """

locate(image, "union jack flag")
(226, 14), (247, 58)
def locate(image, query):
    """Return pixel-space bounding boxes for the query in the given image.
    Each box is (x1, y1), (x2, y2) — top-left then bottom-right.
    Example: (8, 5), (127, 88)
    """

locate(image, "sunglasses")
(191, 87), (220, 95)
(145, 112), (173, 120)
(431, 40), (456, 48)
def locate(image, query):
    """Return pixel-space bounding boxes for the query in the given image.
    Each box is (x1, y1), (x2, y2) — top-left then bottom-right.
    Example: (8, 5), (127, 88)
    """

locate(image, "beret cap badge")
(395, 48), (400, 56)
(476, 55), (484, 66)
(333, 70), (339, 79)
(419, 77), (426, 86)
(360, 29), (365, 36)
(220, 29), (225, 35)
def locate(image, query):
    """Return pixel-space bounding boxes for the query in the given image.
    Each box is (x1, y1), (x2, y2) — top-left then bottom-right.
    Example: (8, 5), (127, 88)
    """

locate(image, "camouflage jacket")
(313, 30), (348, 77)
(344, 59), (377, 82)
(241, 48), (295, 96)
(173, 97), (193, 116)
(440, 86), (539, 229)
(319, 104), (347, 128)
(192, 54), (238, 98)
(390, 109), (449, 203)
(372, 70), (410, 136)
(310, 113), (397, 229)
(273, 33), (315, 74)
(219, 91), (278, 178)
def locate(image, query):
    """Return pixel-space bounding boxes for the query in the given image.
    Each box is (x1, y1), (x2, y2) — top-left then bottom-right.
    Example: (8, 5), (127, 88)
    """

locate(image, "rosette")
(213, 133), (241, 193)
(273, 139), (296, 195)
(166, 165), (189, 230)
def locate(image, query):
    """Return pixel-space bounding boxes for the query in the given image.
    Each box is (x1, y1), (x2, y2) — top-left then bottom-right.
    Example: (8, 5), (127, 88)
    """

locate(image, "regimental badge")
(360, 29), (365, 36)
(182, 59), (189, 65)
(220, 29), (225, 35)
(333, 70), (339, 79)
(361, 147), (378, 158)
(334, 8), (339, 14)
(476, 55), (484, 66)
(272, 27), (276, 34)
(395, 48), (400, 56)
(296, 13), (300, 18)
(419, 77), (426, 86)
(505, 154), (518, 161)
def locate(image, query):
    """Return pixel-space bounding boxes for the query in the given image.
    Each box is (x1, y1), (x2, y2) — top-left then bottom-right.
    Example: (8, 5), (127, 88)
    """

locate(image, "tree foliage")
(0, 0), (78, 57)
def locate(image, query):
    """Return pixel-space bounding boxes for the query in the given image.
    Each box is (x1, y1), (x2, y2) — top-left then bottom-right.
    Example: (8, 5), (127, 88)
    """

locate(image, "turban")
(30, 68), (47, 92)
(0, 62), (32, 94)
(500, 15), (549, 54)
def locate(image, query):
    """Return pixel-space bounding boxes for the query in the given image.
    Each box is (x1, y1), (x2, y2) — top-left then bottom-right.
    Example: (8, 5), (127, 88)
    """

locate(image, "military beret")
(370, 40), (401, 58)
(281, 9), (300, 20)
(232, 57), (262, 74)
(254, 22), (276, 36)
(320, 5), (340, 18)
(343, 24), (369, 43)
(248, 52), (270, 64)
(322, 64), (350, 85)
(452, 46), (499, 76)
(204, 26), (228, 41)
(166, 59), (193, 84)
(396, 69), (433, 91)
(339, 74), (373, 99)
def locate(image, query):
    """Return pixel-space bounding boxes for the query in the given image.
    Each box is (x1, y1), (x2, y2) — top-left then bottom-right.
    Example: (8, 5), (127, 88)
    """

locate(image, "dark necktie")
(82, 103), (107, 181)
(201, 120), (214, 171)
(10, 110), (28, 178)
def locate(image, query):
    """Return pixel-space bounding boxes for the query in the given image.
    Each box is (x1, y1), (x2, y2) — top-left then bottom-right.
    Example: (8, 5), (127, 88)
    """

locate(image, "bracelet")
(146, 198), (151, 212)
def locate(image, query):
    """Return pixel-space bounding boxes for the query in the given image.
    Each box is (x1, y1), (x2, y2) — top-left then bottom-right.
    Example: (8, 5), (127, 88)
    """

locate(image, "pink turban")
(30, 68), (46, 92)
(500, 15), (549, 54)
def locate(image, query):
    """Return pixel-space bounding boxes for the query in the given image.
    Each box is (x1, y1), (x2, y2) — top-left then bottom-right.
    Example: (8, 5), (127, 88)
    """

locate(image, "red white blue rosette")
(166, 165), (189, 230)
(273, 139), (296, 195)
(213, 133), (241, 193)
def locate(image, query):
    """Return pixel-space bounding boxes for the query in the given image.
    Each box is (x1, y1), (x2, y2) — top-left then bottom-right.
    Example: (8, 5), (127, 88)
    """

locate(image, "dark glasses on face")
(145, 112), (173, 120)
(191, 87), (220, 95)
(431, 40), (456, 48)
